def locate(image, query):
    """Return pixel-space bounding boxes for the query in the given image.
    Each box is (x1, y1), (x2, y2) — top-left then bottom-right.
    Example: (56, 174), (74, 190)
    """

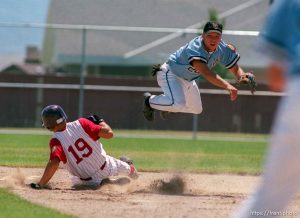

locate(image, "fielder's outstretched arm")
(229, 64), (246, 79)
(192, 60), (238, 101)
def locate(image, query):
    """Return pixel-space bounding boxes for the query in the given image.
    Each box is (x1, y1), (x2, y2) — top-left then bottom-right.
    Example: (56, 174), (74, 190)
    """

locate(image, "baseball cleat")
(119, 156), (138, 179)
(143, 92), (154, 121)
(119, 156), (133, 165)
(129, 164), (138, 179)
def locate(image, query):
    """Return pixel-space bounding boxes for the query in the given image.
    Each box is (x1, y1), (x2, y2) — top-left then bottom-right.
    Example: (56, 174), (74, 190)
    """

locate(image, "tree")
(208, 8), (225, 26)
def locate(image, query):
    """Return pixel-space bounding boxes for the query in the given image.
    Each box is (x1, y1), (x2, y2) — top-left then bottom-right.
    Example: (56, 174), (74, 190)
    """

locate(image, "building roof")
(0, 63), (45, 75)
(44, 0), (270, 68)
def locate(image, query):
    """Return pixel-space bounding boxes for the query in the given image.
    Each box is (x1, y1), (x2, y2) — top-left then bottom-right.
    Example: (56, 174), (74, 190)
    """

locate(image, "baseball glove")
(236, 72), (257, 94)
(30, 183), (42, 189)
(151, 64), (161, 76)
(30, 183), (51, 190)
(86, 114), (104, 124)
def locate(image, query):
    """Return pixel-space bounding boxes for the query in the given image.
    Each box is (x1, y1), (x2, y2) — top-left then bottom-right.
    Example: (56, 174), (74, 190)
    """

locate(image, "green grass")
(0, 188), (74, 218)
(106, 137), (266, 174)
(0, 130), (268, 218)
(0, 134), (49, 167)
(0, 132), (267, 174)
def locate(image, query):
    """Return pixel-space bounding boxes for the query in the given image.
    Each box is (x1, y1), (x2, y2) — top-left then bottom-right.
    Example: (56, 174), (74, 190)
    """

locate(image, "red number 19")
(68, 138), (93, 164)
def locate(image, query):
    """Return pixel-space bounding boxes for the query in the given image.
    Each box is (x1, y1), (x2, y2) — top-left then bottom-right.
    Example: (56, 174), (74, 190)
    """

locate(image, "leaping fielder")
(143, 21), (256, 121)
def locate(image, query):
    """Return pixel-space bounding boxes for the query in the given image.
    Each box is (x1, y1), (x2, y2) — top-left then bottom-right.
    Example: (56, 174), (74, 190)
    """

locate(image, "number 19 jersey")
(50, 119), (107, 179)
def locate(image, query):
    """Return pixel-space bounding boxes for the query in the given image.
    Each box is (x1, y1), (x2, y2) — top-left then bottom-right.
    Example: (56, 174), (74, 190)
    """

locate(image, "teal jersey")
(258, 0), (300, 76)
(167, 36), (240, 81)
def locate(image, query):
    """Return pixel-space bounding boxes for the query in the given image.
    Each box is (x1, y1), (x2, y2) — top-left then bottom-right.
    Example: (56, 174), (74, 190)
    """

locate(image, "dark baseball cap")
(203, 21), (223, 34)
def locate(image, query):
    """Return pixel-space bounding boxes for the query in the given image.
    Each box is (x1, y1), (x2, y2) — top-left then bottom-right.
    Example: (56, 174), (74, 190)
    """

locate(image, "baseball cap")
(203, 21), (223, 34)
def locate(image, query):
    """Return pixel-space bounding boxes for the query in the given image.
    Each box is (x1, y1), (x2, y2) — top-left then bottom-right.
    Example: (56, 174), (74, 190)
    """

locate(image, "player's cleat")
(119, 156), (133, 165)
(143, 92), (154, 121)
(160, 111), (172, 120)
(119, 156), (138, 179)
(129, 164), (138, 179)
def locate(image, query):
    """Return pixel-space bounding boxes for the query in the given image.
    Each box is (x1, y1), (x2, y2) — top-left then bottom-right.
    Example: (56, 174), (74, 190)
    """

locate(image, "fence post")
(78, 27), (87, 117)
(35, 77), (44, 127)
(192, 114), (198, 140)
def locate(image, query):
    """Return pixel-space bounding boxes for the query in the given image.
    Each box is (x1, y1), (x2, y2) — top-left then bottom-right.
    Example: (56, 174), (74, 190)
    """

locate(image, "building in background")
(0, 46), (45, 75)
(0, 0), (279, 132)
(42, 0), (270, 81)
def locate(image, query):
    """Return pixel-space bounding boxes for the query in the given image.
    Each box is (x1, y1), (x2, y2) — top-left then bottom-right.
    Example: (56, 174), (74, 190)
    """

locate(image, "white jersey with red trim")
(53, 120), (107, 179)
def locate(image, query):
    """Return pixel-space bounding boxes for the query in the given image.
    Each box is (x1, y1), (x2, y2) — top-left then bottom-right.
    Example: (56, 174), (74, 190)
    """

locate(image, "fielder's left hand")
(237, 71), (257, 94)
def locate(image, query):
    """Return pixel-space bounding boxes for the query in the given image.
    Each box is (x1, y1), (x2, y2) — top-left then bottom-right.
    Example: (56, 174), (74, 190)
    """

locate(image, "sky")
(0, 0), (49, 68)
(0, 0), (49, 23)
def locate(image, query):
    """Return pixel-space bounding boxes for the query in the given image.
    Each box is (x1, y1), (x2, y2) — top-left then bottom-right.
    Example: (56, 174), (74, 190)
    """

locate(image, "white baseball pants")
(71, 155), (131, 186)
(232, 77), (300, 218)
(149, 63), (203, 114)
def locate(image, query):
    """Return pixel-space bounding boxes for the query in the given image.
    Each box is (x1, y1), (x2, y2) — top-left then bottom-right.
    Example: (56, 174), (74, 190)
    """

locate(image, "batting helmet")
(41, 105), (68, 130)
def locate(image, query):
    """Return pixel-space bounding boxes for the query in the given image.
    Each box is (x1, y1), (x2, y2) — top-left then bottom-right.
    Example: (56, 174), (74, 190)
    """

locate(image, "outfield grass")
(0, 131), (268, 174)
(0, 134), (49, 167)
(108, 137), (266, 174)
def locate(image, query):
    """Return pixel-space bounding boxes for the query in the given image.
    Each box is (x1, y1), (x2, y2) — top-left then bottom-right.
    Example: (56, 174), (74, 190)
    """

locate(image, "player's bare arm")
(98, 121), (114, 139)
(38, 157), (60, 187)
(228, 64), (246, 79)
(192, 60), (238, 101)
(267, 62), (286, 92)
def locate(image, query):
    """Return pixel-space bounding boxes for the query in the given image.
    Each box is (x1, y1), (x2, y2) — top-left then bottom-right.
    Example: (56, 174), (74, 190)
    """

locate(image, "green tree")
(208, 8), (225, 26)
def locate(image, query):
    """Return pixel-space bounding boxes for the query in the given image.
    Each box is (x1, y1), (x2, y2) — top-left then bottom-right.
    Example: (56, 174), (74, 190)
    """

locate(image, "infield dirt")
(0, 166), (299, 218)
